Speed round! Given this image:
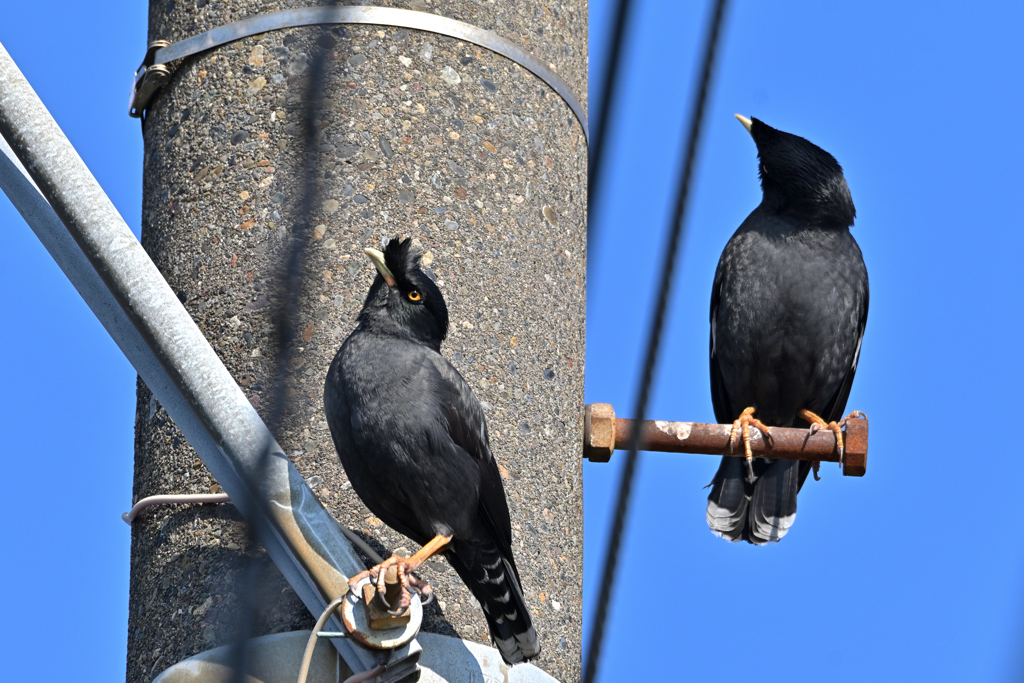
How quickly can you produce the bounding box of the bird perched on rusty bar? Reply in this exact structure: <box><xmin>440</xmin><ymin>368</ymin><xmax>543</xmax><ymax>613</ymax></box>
<box><xmin>706</xmin><ymin>116</ymin><xmax>869</xmax><ymax>544</ymax></box>
<box><xmin>323</xmin><ymin>237</ymin><xmax>539</xmax><ymax>664</ymax></box>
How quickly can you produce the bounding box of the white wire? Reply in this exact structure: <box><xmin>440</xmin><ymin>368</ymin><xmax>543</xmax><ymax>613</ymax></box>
<box><xmin>296</xmin><ymin>596</ymin><xmax>385</xmax><ymax>683</ymax></box>
<box><xmin>121</xmin><ymin>493</ymin><xmax>231</xmax><ymax>524</ymax></box>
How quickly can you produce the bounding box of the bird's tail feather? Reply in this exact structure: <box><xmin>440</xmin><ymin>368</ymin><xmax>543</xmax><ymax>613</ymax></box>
<box><xmin>706</xmin><ymin>455</ymin><xmax>749</xmax><ymax>542</ymax></box>
<box><xmin>448</xmin><ymin>541</ymin><xmax>540</xmax><ymax>665</ymax></box>
<box><xmin>706</xmin><ymin>456</ymin><xmax>799</xmax><ymax>544</ymax></box>
<box><xmin>747</xmin><ymin>458</ymin><xmax>799</xmax><ymax>544</ymax></box>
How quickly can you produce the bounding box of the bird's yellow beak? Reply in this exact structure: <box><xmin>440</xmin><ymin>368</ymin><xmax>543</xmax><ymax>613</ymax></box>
<box><xmin>734</xmin><ymin>113</ymin><xmax>753</xmax><ymax>134</ymax></box>
<box><xmin>363</xmin><ymin>248</ymin><xmax>397</xmax><ymax>287</ymax></box>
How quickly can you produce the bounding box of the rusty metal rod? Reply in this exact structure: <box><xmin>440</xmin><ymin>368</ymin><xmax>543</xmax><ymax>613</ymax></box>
<box><xmin>584</xmin><ymin>403</ymin><xmax>868</xmax><ymax>477</ymax></box>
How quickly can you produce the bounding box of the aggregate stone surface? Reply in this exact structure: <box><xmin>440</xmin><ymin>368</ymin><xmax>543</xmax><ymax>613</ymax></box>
<box><xmin>130</xmin><ymin>2</ymin><xmax>586</xmax><ymax>681</ymax></box>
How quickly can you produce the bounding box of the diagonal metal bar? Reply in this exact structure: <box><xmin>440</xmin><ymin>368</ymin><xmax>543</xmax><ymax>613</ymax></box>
<box><xmin>0</xmin><ymin>39</ymin><xmax>391</xmax><ymax>679</ymax></box>
<box><xmin>582</xmin><ymin>1</ymin><xmax>731</xmax><ymax>681</ymax></box>
<box><xmin>225</xmin><ymin>5</ymin><xmax>357</xmax><ymax>681</ymax></box>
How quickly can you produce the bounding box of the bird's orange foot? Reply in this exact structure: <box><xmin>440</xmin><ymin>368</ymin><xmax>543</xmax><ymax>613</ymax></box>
<box><xmin>349</xmin><ymin>555</ymin><xmax>433</xmax><ymax>612</ymax></box>
<box><xmin>729</xmin><ymin>406</ymin><xmax>774</xmax><ymax>479</ymax></box>
<box><xmin>799</xmin><ymin>409</ymin><xmax>866</xmax><ymax>465</ymax></box>
<box><xmin>348</xmin><ymin>534</ymin><xmax>452</xmax><ymax>611</ymax></box>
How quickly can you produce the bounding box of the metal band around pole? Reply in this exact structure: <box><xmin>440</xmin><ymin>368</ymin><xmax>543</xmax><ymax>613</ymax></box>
<box><xmin>131</xmin><ymin>5</ymin><xmax>589</xmax><ymax>140</ymax></box>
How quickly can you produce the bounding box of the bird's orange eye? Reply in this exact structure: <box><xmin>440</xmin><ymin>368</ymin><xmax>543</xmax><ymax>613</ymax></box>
<box><xmin>408</xmin><ymin>290</ymin><xmax>422</xmax><ymax>301</ymax></box>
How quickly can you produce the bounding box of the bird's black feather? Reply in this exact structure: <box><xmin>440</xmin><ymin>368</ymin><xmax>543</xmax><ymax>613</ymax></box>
<box><xmin>707</xmin><ymin>118</ymin><xmax>869</xmax><ymax>544</ymax></box>
<box><xmin>324</xmin><ymin>237</ymin><xmax>539</xmax><ymax>663</ymax></box>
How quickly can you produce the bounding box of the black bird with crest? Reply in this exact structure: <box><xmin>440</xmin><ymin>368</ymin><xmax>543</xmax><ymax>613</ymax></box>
<box><xmin>324</xmin><ymin>237</ymin><xmax>539</xmax><ymax>664</ymax></box>
<box><xmin>706</xmin><ymin>116</ymin><xmax>869</xmax><ymax>544</ymax></box>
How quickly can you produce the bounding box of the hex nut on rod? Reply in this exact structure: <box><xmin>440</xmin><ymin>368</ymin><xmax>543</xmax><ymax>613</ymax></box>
<box><xmin>842</xmin><ymin>417</ymin><xmax>868</xmax><ymax>477</ymax></box>
<box><xmin>584</xmin><ymin>403</ymin><xmax>616</xmax><ymax>463</ymax></box>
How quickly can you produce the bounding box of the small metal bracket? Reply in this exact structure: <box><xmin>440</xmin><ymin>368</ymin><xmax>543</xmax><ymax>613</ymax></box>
<box><xmin>129</xmin><ymin>40</ymin><xmax>171</xmax><ymax>118</ymax></box>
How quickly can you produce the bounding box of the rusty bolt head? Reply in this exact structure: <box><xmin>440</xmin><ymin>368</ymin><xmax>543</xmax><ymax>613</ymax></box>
<box><xmin>585</xmin><ymin>403</ymin><xmax>616</xmax><ymax>462</ymax></box>
<box><xmin>841</xmin><ymin>415</ymin><xmax>868</xmax><ymax>477</ymax></box>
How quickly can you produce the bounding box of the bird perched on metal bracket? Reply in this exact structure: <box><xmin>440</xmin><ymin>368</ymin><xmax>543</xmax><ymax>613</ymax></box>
<box><xmin>323</xmin><ymin>237</ymin><xmax>540</xmax><ymax>664</ymax></box>
<box><xmin>706</xmin><ymin>116</ymin><xmax>869</xmax><ymax>544</ymax></box>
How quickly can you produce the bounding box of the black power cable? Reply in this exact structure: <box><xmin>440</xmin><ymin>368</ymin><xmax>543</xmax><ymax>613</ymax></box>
<box><xmin>227</xmin><ymin>6</ymin><xmax>339</xmax><ymax>681</ymax></box>
<box><xmin>582</xmin><ymin>1</ymin><xmax>731</xmax><ymax>681</ymax></box>
<box><xmin>587</xmin><ymin>0</ymin><xmax>636</xmax><ymax>269</ymax></box>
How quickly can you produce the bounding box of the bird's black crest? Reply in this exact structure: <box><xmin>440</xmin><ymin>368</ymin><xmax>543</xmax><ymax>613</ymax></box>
<box><xmin>749</xmin><ymin>117</ymin><xmax>856</xmax><ymax>228</ymax></box>
<box><xmin>382</xmin><ymin>236</ymin><xmax>423</xmax><ymax>282</ymax></box>
<box><xmin>359</xmin><ymin>236</ymin><xmax>449</xmax><ymax>350</ymax></box>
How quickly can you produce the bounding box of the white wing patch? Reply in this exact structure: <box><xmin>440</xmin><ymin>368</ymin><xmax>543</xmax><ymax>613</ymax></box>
<box><xmin>851</xmin><ymin>332</ymin><xmax>863</xmax><ymax>373</ymax></box>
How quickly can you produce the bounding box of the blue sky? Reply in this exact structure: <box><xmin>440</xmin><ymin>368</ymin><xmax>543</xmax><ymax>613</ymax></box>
<box><xmin>2</xmin><ymin>2</ymin><xmax>1023</xmax><ymax>682</ymax></box>
<box><xmin>584</xmin><ymin>2</ymin><xmax>1024</xmax><ymax>682</ymax></box>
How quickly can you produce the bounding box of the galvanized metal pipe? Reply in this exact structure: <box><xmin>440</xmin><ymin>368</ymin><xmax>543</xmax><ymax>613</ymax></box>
<box><xmin>584</xmin><ymin>403</ymin><xmax>868</xmax><ymax>477</ymax></box>
<box><xmin>0</xmin><ymin>40</ymin><xmax>403</xmax><ymax>679</ymax></box>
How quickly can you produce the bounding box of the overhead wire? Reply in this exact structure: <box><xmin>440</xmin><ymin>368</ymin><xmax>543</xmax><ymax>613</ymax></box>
<box><xmin>586</xmin><ymin>0</ymin><xmax>636</xmax><ymax>271</ymax></box>
<box><xmin>581</xmin><ymin>1</ymin><xmax>732</xmax><ymax>681</ymax></box>
<box><xmin>227</xmin><ymin>3</ymin><xmax>340</xmax><ymax>681</ymax></box>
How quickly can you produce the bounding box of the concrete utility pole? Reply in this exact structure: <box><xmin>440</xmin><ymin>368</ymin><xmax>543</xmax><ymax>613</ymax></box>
<box><xmin>129</xmin><ymin>1</ymin><xmax>587</xmax><ymax>681</ymax></box>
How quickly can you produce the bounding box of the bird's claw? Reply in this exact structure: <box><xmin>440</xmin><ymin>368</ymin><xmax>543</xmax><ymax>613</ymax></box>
<box><xmin>409</xmin><ymin>575</ymin><xmax>433</xmax><ymax>607</ymax></box>
<box><xmin>799</xmin><ymin>409</ymin><xmax>865</xmax><ymax>467</ymax></box>
<box><xmin>729</xmin><ymin>407</ymin><xmax>773</xmax><ymax>479</ymax></box>
<box><xmin>348</xmin><ymin>554</ymin><xmax>434</xmax><ymax>612</ymax></box>
<box><xmin>399</xmin><ymin>568</ymin><xmax>432</xmax><ymax>601</ymax></box>
<box><xmin>839</xmin><ymin>410</ymin><xmax>867</xmax><ymax>427</ymax></box>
